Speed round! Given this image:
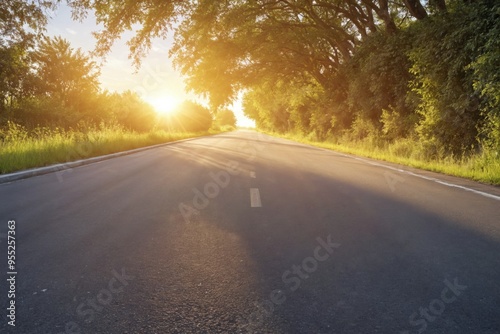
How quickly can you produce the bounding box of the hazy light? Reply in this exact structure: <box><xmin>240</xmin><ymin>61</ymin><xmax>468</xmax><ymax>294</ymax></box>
<box><xmin>146</xmin><ymin>95</ymin><xmax>182</xmax><ymax>115</ymax></box>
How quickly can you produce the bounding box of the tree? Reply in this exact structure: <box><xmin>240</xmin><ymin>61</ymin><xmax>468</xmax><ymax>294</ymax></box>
<box><xmin>102</xmin><ymin>91</ymin><xmax>157</xmax><ymax>131</ymax></box>
<box><xmin>216</xmin><ymin>108</ymin><xmax>237</xmax><ymax>128</ymax></box>
<box><xmin>0</xmin><ymin>0</ymin><xmax>55</xmax><ymax>48</ymax></box>
<box><xmin>345</xmin><ymin>30</ymin><xmax>415</xmax><ymax>136</ymax></box>
<box><xmin>0</xmin><ymin>43</ymin><xmax>33</xmax><ymax>112</ymax></box>
<box><xmin>32</xmin><ymin>36</ymin><xmax>100</xmax><ymax>108</ymax></box>
<box><xmin>5</xmin><ymin>36</ymin><xmax>104</xmax><ymax>128</ymax></box>
<box><xmin>468</xmin><ymin>0</ymin><xmax>500</xmax><ymax>152</ymax></box>
<box><xmin>408</xmin><ymin>2</ymin><xmax>492</xmax><ymax>156</ymax></box>
<box><xmin>243</xmin><ymin>76</ymin><xmax>335</xmax><ymax>138</ymax></box>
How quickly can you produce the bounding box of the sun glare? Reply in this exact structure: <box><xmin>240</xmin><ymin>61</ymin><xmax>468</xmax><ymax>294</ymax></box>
<box><xmin>147</xmin><ymin>95</ymin><xmax>182</xmax><ymax>115</ymax></box>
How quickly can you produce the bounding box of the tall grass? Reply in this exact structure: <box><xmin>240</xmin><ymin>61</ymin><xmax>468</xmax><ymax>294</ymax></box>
<box><xmin>262</xmin><ymin>130</ymin><xmax>500</xmax><ymax>185</ymax></box>
<box><xmin>0</xmin><ymin>122</ymin><xmax>215</xmax><ymax>174</ymax></box>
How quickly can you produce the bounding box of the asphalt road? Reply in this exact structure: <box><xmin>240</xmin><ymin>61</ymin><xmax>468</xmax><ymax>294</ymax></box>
<box><xmin>1</xmin><ymin>130</ymin><xmax>499</xmax><ymax>334</ymax></box>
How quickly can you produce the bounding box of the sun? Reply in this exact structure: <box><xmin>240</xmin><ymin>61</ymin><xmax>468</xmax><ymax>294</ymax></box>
<box><xmin>146</xmin><ymin>95</ymin><xmax>182</xmax><ymax>115</ymax></box>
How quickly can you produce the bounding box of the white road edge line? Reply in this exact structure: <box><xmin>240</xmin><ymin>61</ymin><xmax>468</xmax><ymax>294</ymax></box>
<box><xmin>253</xmin><ymin>133</ymin><xmax>499</xmax><ymax>201</ymax></box>
<box><xmin>321</xmin><ymin>149</ymin><xmax>500</xmax><ymax>201</ymax></box>
<box><xmin>250</xmin><ymin>188</ymin><xmax>262</xmax><ymax>207</ymax></box>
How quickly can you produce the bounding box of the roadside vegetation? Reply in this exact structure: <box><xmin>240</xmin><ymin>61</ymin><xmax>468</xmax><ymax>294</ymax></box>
<box><xmin>0</xmin><ymin>98</ymin><xmax>236</xmax><ymax>174</ymax></box>
<box><xmin>262</xmin><ymin>130</ymin><xmax>500</xmax><ymax>185</ymax></box>
<box><xmin>0</xmin><ymin>122</ymin><xmax>216</xmax><ymax>174</ymax></box>
<box><xmin>0</xmin><ymin>6</ymin><xmax>237</xmax><ymax>174</ymax></box>
<box><xmin>240</xmin><ymin>0</ymin><xmax>500</xmax><ymax>185</ymax></box>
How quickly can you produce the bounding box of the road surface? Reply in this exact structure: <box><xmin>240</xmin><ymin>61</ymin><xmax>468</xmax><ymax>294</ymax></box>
<box><xmin>1</xmin><ymin>130</ymin><xmax>499</xmax><ymax>333</ymax></box>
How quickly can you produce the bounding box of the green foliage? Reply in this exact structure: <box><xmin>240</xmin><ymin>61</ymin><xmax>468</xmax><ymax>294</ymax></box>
<box><xmin>409</xmin><ymin>6</ymin><xmax>482</xmax><ymax>156</ymax></box>
<box><xmin>99</xmin><ymin>91</ymin><xmax>157</xmax><ymax>132</ymax></box>
<box><xmin>0</xmin><ymin>1</ymin><xmax>222</xmax><ymax>174</ymax></box>
<box><xmin>0</xmin><ymin>43</ymin><xmax>33</xmax><ymax>111</ymax></box>
<box><xmin>215</xmin><ymin>108</ymin><xmax>237</xmax><ymax>128</ymax></box>
<box><xmin>12</xmin><ymin>96</ymin><xmax>70</xmax><ymax>127</ymax></box>
<box><xmin>348</xmin><ymin>115</ymin><xmax>382</xmax><ymax>145</ymax></box>
<box><xmin>0</xmin><ymin>0</ymin><xmax>55</xmax><ymax>48</ymax></box>
<box><xmin>243</xmin><ymin>80</ymin><xmax>291</xmax><ymax>133</ymax></box>
<box><xmin>0</xmin><ymin>35</ymin><xmax>161</xmax><ymax>133</ymax></box>
<box><xmin>467</xmin><ymin>1</ymin><xmax>500</xmax><ymax>152</ymax></box>
<box><xmin>68</xmin><ymin>0</ymin><xmax>182</xmax><ymax>66</ymax></box>
<box><xmin>347</xmin><ymin>31</ymin><xmax>414</xmax><ymax>125</ymax></box>
<box><xmin>243</xmin><ymin>76</ymin><xmax>335</xmax><ymax>138</ymax></box>
<box><xmin>33</xmin><ymin>36</ymin><xmax>100</xmax><ymax>105</ymax></box>
<box><xmin>0</xmin><ymin>122</ymin><xmax>213</xmax><ymax>174</ymax></box>
<box><xmin>70</xmin><ymin>0</ymin><xmax>439</xmax><ymax>109</ymax></box>
<box><xmin>381</xmin><ymin>108</ymin><xmax>417</xmax><ymax>140</ymax></box>
<box><xmin>240</xmin><ymin>0</ymin><xmax>499</xmax><ymax>173</ymax></box>
<box><xmin>264</xmin><ymin>130</ymin><xmax>500</xmax><ymax>184</ymax></box>
<box><xmin>0</xmin><ymin>121</ymin><xmax>29</xmax><ymax>142</ymax></box>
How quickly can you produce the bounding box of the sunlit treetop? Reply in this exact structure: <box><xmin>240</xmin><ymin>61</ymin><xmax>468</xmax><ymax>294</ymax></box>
<box><xmin>33</xmin><ymin>36</ymin><xmax>100</xmax><ymax>102</ymax></box>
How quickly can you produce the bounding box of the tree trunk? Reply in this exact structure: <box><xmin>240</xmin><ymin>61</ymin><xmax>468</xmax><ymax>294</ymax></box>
<box><xmin>403</xmin><ymin>0</ymin><xmax>428</xmax><ymax>20</ymax></box>
<box><xmin>429</xmin><ymin>0</ymin><xmax>447</xmax><ymax>12</ymax></box>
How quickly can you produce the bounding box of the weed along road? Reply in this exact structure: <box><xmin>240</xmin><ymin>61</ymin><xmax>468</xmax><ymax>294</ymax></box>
<box><xmin>1</xmin><ymin>130</ymin><xmax>499</xmax><ymax>333</ymax></box>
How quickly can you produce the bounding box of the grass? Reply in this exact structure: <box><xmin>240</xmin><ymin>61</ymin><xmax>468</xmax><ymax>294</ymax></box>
<box><xmin>3</xmin><ymin>122</ymin><xmax>498</xmax><ymax>185</ymax></box>
<box><xmin>0</xmin><ymin>122</ymin><xmax>219</xmax><ymax>174</ymax></box>
<box><xmin>259</xmin><ymin>130</ymin><xmax>500</xmax><ymax>185</ymax></box>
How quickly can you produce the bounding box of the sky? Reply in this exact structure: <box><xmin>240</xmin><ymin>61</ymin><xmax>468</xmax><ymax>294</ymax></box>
<box><xmin>45</xmin><ymin>3</ymin><xmax>255</xmax><ymax>127</ymax></box>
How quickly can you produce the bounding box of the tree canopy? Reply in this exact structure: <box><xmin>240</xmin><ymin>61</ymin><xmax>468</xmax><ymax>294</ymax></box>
<box><xmin>67</xmin><ymin>0</ymin><xmax>446</xmax><ymax>106</ymax></box>
<box><xmin>0</xmin><ymin>0</ymin><xmax>55</xmax><ymax>48</ymax></box>
<box><xmin>33</xmin><ymin>36</ymin><xmax>100</xmax><ymax>104</ymax></box>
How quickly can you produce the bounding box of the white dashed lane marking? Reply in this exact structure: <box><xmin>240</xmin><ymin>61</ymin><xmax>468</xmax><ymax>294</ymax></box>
<box><xmin>250</xmin><ymin>188</ymin><xmax>262</xmax><ymax>207</ymax></box>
